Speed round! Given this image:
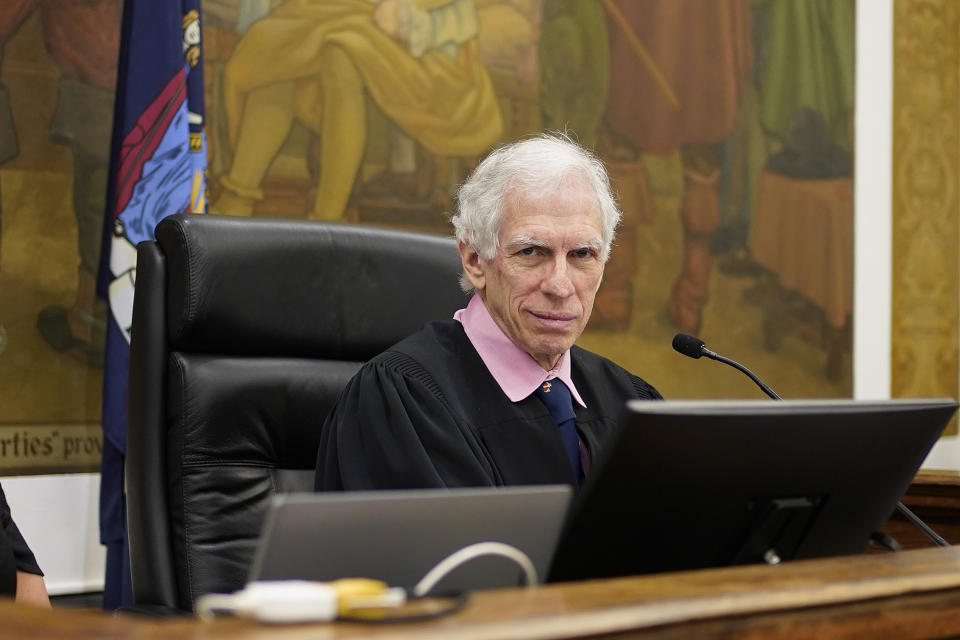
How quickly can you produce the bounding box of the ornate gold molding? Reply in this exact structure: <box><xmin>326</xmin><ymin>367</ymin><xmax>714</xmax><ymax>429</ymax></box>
<box><xmin>892</xmin><ymin>0</ymin><xmax>959</xmax><ymax>434</ymax></box>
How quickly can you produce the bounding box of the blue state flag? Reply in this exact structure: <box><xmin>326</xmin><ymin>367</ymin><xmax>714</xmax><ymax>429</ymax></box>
<box><xmin>97</xmin><ymin>0</ymin><xmax>206</xmax><ymax>610</ymax></box>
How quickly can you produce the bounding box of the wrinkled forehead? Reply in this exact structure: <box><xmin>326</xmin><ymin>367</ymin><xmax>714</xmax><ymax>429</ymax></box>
<box><xmin>500</xmin><ymin>183</ymin><xmax>603</xmax><ymax>233</ymax></box>
<box><xmin>502</xmin><ymin>169</ymin><xmax>598</xmax><ymax>205</ymax></box>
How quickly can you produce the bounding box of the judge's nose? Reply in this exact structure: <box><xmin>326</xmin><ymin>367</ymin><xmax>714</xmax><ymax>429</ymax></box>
<box><xmin>540</xmin><ymin>259</ymin><xmax>574</xmax><ymax>298</ymax></box>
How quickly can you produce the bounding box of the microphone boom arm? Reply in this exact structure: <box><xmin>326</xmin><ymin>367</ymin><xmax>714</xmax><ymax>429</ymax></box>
<box><xmin>705</xmin><ymin>351</ymin><xmax>782</xmax><ymax>400</ymax></box>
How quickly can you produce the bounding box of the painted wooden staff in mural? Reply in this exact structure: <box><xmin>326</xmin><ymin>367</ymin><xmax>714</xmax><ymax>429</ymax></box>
<box><xmin>600</xmin><ymin>0</ymin><xmax>679</xmax><ymax>112</ymax></box>
<box><xmin>211</xmin><ymin>0</ymin><xmax>503</xmax><ymax>222</ymax></box>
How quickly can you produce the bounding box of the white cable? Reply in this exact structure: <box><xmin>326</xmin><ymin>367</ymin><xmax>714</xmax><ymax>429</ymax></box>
<box><xmin>412</xmin><ymin>541</ymin><xmax>538</xmax><ymax>597</ymax></box>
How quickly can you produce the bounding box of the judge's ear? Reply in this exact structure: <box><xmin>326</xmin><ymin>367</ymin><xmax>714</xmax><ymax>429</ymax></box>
<box><xmin>457</xmin><ymin>241</ymin><xmax>486</xmax><ymax>292</ymax></box>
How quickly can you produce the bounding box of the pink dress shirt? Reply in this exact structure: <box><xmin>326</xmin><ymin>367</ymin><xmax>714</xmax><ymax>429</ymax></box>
<box><xmin>454</xmin><ymin>294</ymin><xmax>591</xmax><ymax>475</ymax></box>
<box><xmin>453</xmin><ymin>294</ymin><xmax>587</xmax><ymax>407</ymax></box>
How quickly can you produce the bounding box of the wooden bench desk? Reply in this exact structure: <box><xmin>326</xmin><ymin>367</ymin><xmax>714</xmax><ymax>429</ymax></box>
<box><xmin>7</xmin><ymin>545</ymin><xmax>960</xmax><ymax>639</ymax></box>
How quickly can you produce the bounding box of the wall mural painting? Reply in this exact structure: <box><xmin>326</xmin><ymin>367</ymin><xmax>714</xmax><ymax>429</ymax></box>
<box><xmin>0</xmin><ymin>0</ymin><xmax>120</xmax><ymax>474</ymax></box>
<box><xmin>0</xmin><ymin>0</ymin><xmax>854</xmax><ymax>473</ymax></box>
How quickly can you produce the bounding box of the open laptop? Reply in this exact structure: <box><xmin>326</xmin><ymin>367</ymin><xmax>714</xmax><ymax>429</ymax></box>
<box><xmin>248</xmin><ymin>485</ymin><xmax>571</xmax><ymax>594</ymax></box>
<box><xmin>548</xmin><ymin>398</ymin><xmax>957</xmax><ymax>582</ymax></box>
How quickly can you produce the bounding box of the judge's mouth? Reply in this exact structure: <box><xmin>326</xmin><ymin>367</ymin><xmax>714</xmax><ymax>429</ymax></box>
<box><xmin>528</xmin><ymin>311</ymin><xmax>577</xmax><ymax>329</ymax></box>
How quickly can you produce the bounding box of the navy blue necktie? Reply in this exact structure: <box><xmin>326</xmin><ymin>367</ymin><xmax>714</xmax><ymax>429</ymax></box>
<box><xmin>534</xmin><ymin>379</ymin><xmax>584</xmax><ymax>485</ymax></box>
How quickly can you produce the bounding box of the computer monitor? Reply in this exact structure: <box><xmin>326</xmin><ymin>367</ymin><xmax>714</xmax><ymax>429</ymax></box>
<box><xmin>548</xmin><ymin>398</ymin><xmax>957</xmax><ymax>582</ymax></box>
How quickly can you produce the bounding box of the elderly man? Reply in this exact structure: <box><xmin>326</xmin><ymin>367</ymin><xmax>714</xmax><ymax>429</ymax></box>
<box><xmin>315</xmin><ymin>135</ymin><xmax>661</xmax><ymax>490</ymax></box>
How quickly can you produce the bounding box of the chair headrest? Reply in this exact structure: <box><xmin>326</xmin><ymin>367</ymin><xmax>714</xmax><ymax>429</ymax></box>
<box><xmin>154</xmin><ymin>214</ymin><xmax>468</xmax><ymax>359</ymax></box>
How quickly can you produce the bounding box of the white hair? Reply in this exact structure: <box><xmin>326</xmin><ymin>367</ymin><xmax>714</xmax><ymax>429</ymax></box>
<box><xmin>451</xmin><ymin>133</ymin><xmax>621</xmax><ymax>291</ymax></box>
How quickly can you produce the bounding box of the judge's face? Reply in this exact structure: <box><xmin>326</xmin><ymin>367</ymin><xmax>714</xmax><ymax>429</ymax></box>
<box><xmin>459</xmin><ymin>177</ymin><xmax>605</xmax><ymax>370</ymax></box>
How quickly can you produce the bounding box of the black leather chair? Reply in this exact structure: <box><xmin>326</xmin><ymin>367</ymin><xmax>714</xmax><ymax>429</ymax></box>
<box><xmin>126</xmin><ymin>213</ymin><xmax>467</xmax><ymax>612</ymax></box>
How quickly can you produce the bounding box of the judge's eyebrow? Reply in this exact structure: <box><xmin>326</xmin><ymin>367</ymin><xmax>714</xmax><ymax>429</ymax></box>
<box><xmin>572</xmin><ymin>239</ymin><xmax>604</xmax><ymax>253</ymax></box>
<box><xmin>504</xmin><ymin>235</ymin><xmax>549</xmax><ymax>251</ymax></box>
<box><xmin>503</xmin><ymin>236</ymin><xmax>603</xmax><ymax>253</ymax></box>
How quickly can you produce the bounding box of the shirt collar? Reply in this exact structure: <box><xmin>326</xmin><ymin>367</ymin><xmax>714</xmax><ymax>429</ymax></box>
<box><xmin>453</xmin><ymin>294</ymin><xmax>587</xmax><ymax>407</ymax></box>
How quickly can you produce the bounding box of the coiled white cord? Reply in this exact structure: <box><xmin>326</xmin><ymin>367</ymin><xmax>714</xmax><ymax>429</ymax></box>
<box><xmin>412</xmin><ymin>541</ymin><xmax>537</xmax><ymax>597</ymax></box>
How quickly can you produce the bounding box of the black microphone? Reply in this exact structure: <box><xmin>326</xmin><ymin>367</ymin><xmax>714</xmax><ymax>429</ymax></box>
<box><xmin>671</xmin><ymin>332</ymin><xmax>949</xmax><ymax>549</ymax></box>
<box><xmin>672</xmin><ymin>333</ymin><xmax>781</xmax><ymax>400</ymax></box>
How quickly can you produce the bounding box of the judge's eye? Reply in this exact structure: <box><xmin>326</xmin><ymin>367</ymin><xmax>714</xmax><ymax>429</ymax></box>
<box><xmin>572</xmin><ymin>248</ymin><xmax>596</xmax><ymax>259</ymax></box>
<box><xmin>518</xmin><ymin>247</ymin><xmax>538</xmax><ymax>256</ymax></box>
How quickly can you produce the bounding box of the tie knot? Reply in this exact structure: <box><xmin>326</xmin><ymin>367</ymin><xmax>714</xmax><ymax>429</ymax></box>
<box><xmin>534</xmin><ymin>378</ymin><xmax>575</xmax><ymax>423</ymax></box>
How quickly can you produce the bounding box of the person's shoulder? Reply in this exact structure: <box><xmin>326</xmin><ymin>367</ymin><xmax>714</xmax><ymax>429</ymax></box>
<box><xmin>571</xmin><ymin>345</ymin><xmax>662</xmax><ymax>400</ymax></box>
<box><xmin>370</xmin><ymin>318</ymin><xmax>463</xmax><ymax>360</ymax></box>
<box><xmin>570</xmin><ymin>344</ymin><xmax>633</xmax><ymax>378</ymax></box>
<box><xmin>363</xmin><ymin>319</ymin><xmax>468</xmax><ymax>381</ymax></box>
<box><xmin>335</xmin><ymin>320</ymin><xmax>472</xmax><ymax>418</ymax></box>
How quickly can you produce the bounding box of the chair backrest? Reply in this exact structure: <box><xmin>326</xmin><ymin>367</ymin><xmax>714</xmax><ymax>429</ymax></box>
<box><xmin>126</xmin><ymin>213</ymin><xmax>467</xmax><ymax>612</ymax></box>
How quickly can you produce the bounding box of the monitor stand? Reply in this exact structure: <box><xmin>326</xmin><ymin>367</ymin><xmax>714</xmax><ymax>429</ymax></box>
<box><xmin>732</xmin><ymin>496</ymin><xmax>824</xmax><ymax>565</ymax></box>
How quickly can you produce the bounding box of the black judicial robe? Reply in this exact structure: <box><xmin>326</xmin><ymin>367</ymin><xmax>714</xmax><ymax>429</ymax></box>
<box><xmin>315</xmin><ymin>319</ymin><xmax>661</xmax><ymax>490</ymax></box>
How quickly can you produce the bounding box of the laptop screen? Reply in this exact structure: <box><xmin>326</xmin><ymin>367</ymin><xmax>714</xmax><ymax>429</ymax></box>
<box><xmin>249</xmin><ymin>484</ymin><xmax>571</xmax><ymax>593</ymax></box>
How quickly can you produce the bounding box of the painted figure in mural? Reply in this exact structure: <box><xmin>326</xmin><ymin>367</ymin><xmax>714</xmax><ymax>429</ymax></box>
<box><xmin>602</xmin><ymin>0</ymin><xmax>753</xmax><ymax>336</ymax></box>
<box><xmin>537</xmin><ymin>0</ymin><xmax>609</xmax><ymax>150</ymax></box>
<box><xmin>0</xmin><ymin>0</ymin><xmax>121</xmax><ymax>366</ymax></box>
<box><xmin>211</xmin><ymin>0</ymin><xmax>504</xmax><ymax>221</ymax></box>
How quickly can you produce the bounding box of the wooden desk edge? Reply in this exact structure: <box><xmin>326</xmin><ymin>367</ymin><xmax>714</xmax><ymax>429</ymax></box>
<box><xmin>414</xmin><ymin>546</ymin><xmax>960</xmax><ymax>640</ymax></box>
<box><xmin>8</xmin><ymin>546</ymin><xmax>960</xmax><ymax>639</ymax></box>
